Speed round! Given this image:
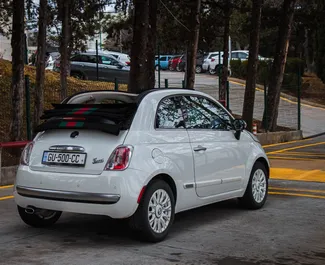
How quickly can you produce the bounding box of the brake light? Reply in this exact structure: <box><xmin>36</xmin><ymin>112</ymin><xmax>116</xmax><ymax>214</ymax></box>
<box><xmin>104</xmin><ymin>145</ymin><xmax>133</xmax><ymax>171</ymax></box>
<box><xmin>126</xmin><ymin>61</ymin><xmax>130</xmax><ymax>65</ymax></box>
<box><xmin>20</xmin><ymin>142</ymin><xmax>34</xmax><ymax>166</ymax></box>
<box><xmin>211</xmin><ymin>58</ymin><xmax>215</xmax><ymax>62</ymax></box>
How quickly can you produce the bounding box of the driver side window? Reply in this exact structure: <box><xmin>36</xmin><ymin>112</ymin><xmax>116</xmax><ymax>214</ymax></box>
<box><xmin>181</xmin><ymin>96</ymin><xmax>232</xmax><ymax>130</ymax></box>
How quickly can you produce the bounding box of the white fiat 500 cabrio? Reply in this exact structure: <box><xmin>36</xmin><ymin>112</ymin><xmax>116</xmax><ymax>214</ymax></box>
<box><xmin>14</xmin><ymin>88</ymin><xmax>269</xmax><ymax>242</ymax></box>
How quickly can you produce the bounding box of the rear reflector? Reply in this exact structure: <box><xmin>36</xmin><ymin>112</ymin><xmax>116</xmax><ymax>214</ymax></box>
<box><xmin>137</xmin><ymin>186</ymin><xmax>146</xmax><ymax>204</ymax></box>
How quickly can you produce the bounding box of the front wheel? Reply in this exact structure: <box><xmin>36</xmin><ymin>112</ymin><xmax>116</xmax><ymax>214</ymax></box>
<box><xmin>129</xmin><ymin>180</ymin><xmax>175</xmax><ymax>242</ymax></box>
<box><xmin>18</xmin><ymin>206</ymin><xmax>62</xmax><ymax>228</ymax></box>
<box><xmin>239</xmin><ymin>161</ymin><xmax>268</xmax><ymax>209</ymax></box>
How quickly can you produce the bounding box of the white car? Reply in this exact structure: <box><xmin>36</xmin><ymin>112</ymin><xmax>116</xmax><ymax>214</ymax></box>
<box><xmin>14</xmin><ymin>88</ymin><xmax>269</xmax><ymax>242</ymax></box>
<box><xmin>209</xmin><ymin>50</ymin><xmax>271</xmax><ymax>75</ymax></box>
<box><xmin>202</xmin><ymin>51</ymin><xmax>223</xmax><ymax>72</ymax></box>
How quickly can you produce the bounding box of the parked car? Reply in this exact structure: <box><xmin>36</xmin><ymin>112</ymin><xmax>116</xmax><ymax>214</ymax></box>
<box><xmin>53</xmin><ymin>51</ymin><xmax>130</xmax><ymax>84</ymax></box>
<box><xmin>14</xmin><ymin>88</ymin><xmax>269</xmax><ymax>242</ymax></box>
<box><xmin>177</xmin><ymin>53</ymin><xmax>205</xmax><ymax>73</ymax></box>
<box><xmin>155</xmin><ymin>55</ymin><xmax>174</xmax><ymax>70</ymax></box>
<box><xmin>168</xmin><ymin>56</ymin><xmax>182</xmax><ymax>71</ymax></box>
<box><xmin>202</xmin><ymin>51</ymin><xmax>223</xmax><ymax>72</ymax></box>
<box><xmin>209</xmin><ymin>50</ymin><xmax>270</xmax><ymax>75</ymax></box>
<box><xmin>86</xmin><ymin>50</ymin><xmax>131</xmax><ymax>66</ymax></box>
<box><xmin>103</xmin><ymin>51</ymin><xmax>131</xmax><ymax>66</ymax></box>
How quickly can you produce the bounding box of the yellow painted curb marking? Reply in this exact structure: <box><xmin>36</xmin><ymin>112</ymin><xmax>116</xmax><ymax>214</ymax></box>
<box><xmin>0</xmin><ymin>185</ymin><xmax>14</xmax><ymax>189</ymax></box>
<box><xmin>269</xmin><ymin>191</ymin><xmax>325</xmax><ymax>199</ymax></box>
<box><xmin>0</xmin><ymin>195</ymin><xmax>14</xmax><ymax>201</ymax></box>
<box><xmin>269</xmin><ymin>186</ymin><xmax>325</xmax><ymax>194</ymax></box>
<box><xmin>268</xmin><ymin>156</ymin><xmax>324</xmax><ymax>161</ymax></box>
<box><xmin>270</xmin><ymin>168</ymin><xmax>325</xmax><ymax>182</ymax></box>
<box><xmin>266</xmin><ymin>141</ymin><xmax>325</xmax><ymax>155</ymax></box>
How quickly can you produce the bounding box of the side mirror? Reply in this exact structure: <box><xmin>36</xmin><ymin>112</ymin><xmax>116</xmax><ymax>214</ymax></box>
<box><xmin>233</xmin><ymin>119</ymin><xmax>247</xmax><ymax>140</ymax></box>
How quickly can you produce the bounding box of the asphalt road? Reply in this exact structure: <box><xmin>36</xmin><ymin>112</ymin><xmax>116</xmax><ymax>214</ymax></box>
<box><xmin>155</xmin><ymin>71</ymin><xmax>325</xmax><ymax>137</ymax></box>
<box><xmin>1</xmin><ymin>179</ymin><xmax>325</xmax><ymax>265</ymax></box>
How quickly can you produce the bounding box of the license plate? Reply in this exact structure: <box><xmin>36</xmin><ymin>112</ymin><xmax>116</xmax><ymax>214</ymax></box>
<box><xmin>42</xmin><ymin>151</ymin><xmax>87</xmax><ymax>166</ymax></box>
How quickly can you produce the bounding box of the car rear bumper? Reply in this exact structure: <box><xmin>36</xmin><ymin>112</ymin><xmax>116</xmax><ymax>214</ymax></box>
<box><xmin>16</xmin><ymin>186</ymin><xmax>120</xmax><ymax>204</ymax></box>
<box><xmin>14</xmin><ymin>166</ymin><xmax>148</xmax><ymax>219</ymax></box>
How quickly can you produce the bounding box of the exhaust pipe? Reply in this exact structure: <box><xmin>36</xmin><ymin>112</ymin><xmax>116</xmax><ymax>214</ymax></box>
<box><xmin>25</xmin><ymin>206</ymin><xmax>35</xmax><ymax>214</ymax></box>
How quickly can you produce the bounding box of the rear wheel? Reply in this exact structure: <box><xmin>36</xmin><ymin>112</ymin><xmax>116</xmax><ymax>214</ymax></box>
<box><xmin>195</xmin><ymin>65</ymin><xmax>202</xmax><ymax>74</ymax></box>
<box><xmin>209</xmin><ymin>67</ymin><xmax>216</xmax><ymax>75</ymax></box>
<box><xmin>168</xmin><ymin>65</ymin><xmax>174</xmax><ymax>71</ymax></box>
<box><xmin>18</xmin><ymin>206</ymin><xmax>62</xmax><ymax>228</ymax></box>
<box><xmin>71</xmin><ymin>72</ymin><xmax>85</xmax><ymax>80</ymax></box>
<box><xmin>239</xmin><ymin>161</ymin><xmax>268</xmax><ymax>209</ymax></box>
<box><xmin>129</xmin><ymin>180</ymin><xmax>175</xmax><ymax>242</ymax></box>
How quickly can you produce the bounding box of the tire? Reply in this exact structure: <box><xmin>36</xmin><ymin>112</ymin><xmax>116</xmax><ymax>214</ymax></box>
<box><xmin>71</xmin><ymin>72</ymin><xmax>85</xmax><ymax>80</ymax></box>
<box><xmin>155</xmin><ymin>65</ymin><xmax>160</xmax><ymax>71</ymax></box>
<box><xmin>209</xmin><ymin>67</ymin><xmax>216</xmax><ymax>75</ymax></box>
<box><xmin>176</xmin><ymin>65</ymin><xmax>181</xmax><ymax>72</ymax></box>
<box><xmin>168</xmin><ymin>65</ymin><xmax>174</xmax><ymax>71</ymax></box>
<box><xmin>195</xmin><ymin>65</ymin><xmax>202</xmax><ymax>74</ymax></box>
<box><xmin>18</xmin><ymin>206</ymin><xmax>62</xmax><ymax>228</ymax></box>
<box><xmin>129</xmin><ymin>180</ymin><xmax>175</xmax><ymax>242</ymax></box>
<box><xmin>239</xmin><ymin>161</ymin><xmax>269</xmax><ymax>210</ymax></box>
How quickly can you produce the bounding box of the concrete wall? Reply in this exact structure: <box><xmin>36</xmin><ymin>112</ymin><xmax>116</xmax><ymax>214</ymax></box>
<box><xmin>0</xmin><ymin>166</ymin><xmax>18</xmax><ymax>186</ymax></box>
<box><xmin>0</xmin><ymin>34</ymin><xmax>12</xmax><ymax>61</ymax></box>
<box><xmin>257</xmin><ymin>130</ymin><xmax>303</xmax><ymax>145</ymax></box>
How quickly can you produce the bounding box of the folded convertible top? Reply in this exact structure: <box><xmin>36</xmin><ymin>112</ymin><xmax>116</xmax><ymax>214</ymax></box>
<box><xmin>34</xmin><ymin>103</ymin><xmax>138</xmax><ymax>135</ymax></box>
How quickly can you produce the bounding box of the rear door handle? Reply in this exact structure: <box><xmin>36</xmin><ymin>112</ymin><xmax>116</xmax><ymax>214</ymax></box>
<box><xmin>193</xmin><ymin>145</ymin><xmax>207</xmax><ymax>152</ymax></box>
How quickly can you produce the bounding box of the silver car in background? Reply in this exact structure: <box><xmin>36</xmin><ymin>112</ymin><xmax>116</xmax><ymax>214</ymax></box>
<box><xmin>53</xmin><ymin>51</ymin><xmax>130</xmax><ymax>84</ymax></box>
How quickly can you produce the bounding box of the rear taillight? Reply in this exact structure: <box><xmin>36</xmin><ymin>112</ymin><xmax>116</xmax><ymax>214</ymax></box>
<box><xmin>211</xmin><ymin>58</ymin><xmax>215</xmax><ymax>62</ymax></box>
<box><xmin>126</xmin><ymin>61</ymin><xmax>130</xmax><ymax>65</ymax></box>
<box><xmin>20</xmin><ymin>142</ymin><xmax>34</xmax><ymax>166</ymax></box>
<box><xmin>104</xmin><ymin>145</ymin><xmax>133</xmax><ymax>171</ymax></box>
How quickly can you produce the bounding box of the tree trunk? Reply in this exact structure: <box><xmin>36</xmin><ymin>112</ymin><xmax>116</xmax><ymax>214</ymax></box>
<box><xmin>242</xmin><ymin>0</ymin><xmax>263</xmax><ymax>132</ymax></box>
<box><xmin>10</xmin><ymin>0</ymin><xmax>25</xmax><ymax>141</ymax></box>
<box><xmin>146</xmin><ymin>0</ymin><xmax>157</xmax><ymax>89</ymax></box>
<box><xmin>262</xmin><ymin>0</ymin><xmax>297</xmax><ymax>131</ymax></box>
<box><xmin>128</xmin><ymin>0</ymin><xmax>149</xmax><ymax>93</ymax></box>
<box><xmin>34</xmin><ymin>0</ymin><xmax>47</xmax><ymax>128</ymax></box>
<box><xmin>220</xmin><ymin>5</ymin><xmax>230</xmax><ymax>101</ymax></box>
<box><xmin>185</xmin><ymin>0</ymin><xmax>201</xmax><ymax>89</ymax></box>
<box><xmin>58</xmin><ymin>0</ymin><xmax>71</xmax><ymax>100</ymax></box>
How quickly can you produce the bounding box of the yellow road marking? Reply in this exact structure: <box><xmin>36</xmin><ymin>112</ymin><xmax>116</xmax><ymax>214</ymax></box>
<box><xmin>230</xmin><ymin>80</ymin><xmax>325</xmax><ymax>110</ymax></box>
<box><xmin>269</xmin><ymin>191</ymin><xmax>325</xmax><ymax>199</ymax></box>
<box><xmin>262</xmin><ymin>139</ymin><xmax>311</xmax><ymax>148</ymax></box>
<box><xmin>0</xmin><ymin>195</ymin><xmax>14</xmax><ymax>201</ymax></box>
<box><xmin>268</xmin><ymin>156</ymin><xmax>323</xmax><ymax>161</ymax></box>
<box><xmin>285</xmin><ymin>151</ymin><xmax>325</xmax><ymax>155</ymax></box>
<box><xmin>269</xmin><ymin>186</ymin><xmax>325</xmax><ymax>194</ymax></box>
<box><xmin>266</xmin><ymin>141</ymin><xmax>325</xmax><ymax>155</ymax></box>
<box><xmin>270</xmin><ymin>168</ymin><xmax>325</xmax><ymax>182</ymax></box>
<box><xmin>0</xmin><ymin>185</ymin><xmax>14</xmax><ymax>189</ymax></box>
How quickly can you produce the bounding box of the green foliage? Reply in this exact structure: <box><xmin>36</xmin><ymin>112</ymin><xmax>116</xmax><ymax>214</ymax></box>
<box><xmin>230</xmin><ymin>57</ymin><xmax>303</xmax><ymax>90</ymax></box>
<box><xmin>0</xmin><ymin>0</ymin><xmax>11</xmax><ymax>36</ymax></box>
<box><xmin>285</xmin><ymin>57</ymin><xmax>305</xmax><ymax>74</ymax></box>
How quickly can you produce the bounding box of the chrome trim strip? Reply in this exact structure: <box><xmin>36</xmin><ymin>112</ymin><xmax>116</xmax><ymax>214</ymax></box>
<box><xmin>49</xmin><ymin>145</ymin><xmax>85</xmax><ymax>152</ymax></box>
<box><xmin>16</xmin><ymin>186</ymin><xmax>120</xmax><ymax>205</ymax></box>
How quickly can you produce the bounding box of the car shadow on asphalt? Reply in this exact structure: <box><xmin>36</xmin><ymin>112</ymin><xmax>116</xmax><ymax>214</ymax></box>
<box><xmin>45</xmin><ymin>199</ymin><xmax>244</xmax><ymax>244</ymax></box>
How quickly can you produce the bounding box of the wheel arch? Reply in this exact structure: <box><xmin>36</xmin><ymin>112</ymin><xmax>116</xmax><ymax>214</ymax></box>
<box><xmin>146</xmin><ymin>173</ymin><xmax>177</xmax><ymax>203</ymax></box>
<box><xmin>255</xmin><ymin>157</ymin><xmax>270</xmax><ymax>178</ymax></box>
